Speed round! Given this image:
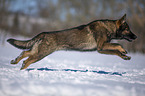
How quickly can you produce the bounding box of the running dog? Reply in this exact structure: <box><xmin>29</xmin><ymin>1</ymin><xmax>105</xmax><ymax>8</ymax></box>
<box><xmin>7</xmin><ymin>14</ymin><xmax>137</xmax><ymax>70</ymax></box>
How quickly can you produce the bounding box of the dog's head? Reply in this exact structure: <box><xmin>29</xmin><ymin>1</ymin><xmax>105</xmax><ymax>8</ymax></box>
<box><xmin>116</xmin><ymin>14</ymin><xmax>137</xmax><ymax>42</ymax></box>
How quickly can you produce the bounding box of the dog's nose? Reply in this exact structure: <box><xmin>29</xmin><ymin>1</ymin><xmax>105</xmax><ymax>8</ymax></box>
<box><xmin>133</xmin><ymin>35</ymin><xmax>137</xmax><ymax>39</ymax></box>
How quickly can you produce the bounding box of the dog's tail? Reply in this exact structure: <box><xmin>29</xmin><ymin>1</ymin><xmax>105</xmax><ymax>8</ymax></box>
<box><xmin>7</xmin><ymin>34</ymin><xmax>42</xmax><ymax>50</ymax></box>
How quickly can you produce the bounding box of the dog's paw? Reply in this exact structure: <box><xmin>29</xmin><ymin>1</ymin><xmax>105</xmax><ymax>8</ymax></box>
<box><xmin>10</xmin><ymin>60</ymin><xmax>17</xmax><ymax>64</ymax></box>
<box><xmin>122</xmin><ymin>55</ymin><xmax>131</xmax><ymax>60</ymax></box>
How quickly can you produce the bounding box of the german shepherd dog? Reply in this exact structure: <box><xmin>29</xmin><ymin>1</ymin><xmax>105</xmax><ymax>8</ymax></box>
<box><xmin>7</xmin><ymin>14</ymin><xmax>137</xmax><ymax>70</ymax></box>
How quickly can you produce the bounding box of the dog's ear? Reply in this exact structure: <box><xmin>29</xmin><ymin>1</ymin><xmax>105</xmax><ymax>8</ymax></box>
<box><xmin>116</xmin><ymin>14</ymin><xmax>126</xmax><ymax>28</ymax></box>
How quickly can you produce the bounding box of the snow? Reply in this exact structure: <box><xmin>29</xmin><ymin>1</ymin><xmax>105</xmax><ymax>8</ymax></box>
<box><xmin>0</xmin><ymin>38</ymin><xmax>145</xmax><ymax>96</ymax></box>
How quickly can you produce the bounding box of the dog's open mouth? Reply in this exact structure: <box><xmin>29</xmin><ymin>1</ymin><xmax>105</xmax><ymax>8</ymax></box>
<box><xmin>125</xmin><ymin>38</ymin><xmax>133</xmax><ymax>42</ymax></box>
<box><xmin>124</xmin><ymin>35</ymin><xmax>137</xmax><ymax>42</ymax></box>
<box><xmin>124</xmin><ymin>37</ymin><xmax>137</xmax><ymax>42</ymax></box>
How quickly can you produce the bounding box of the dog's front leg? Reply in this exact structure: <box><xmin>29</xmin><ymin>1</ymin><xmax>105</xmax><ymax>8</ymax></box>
<box><xmin>98</xmin><ymin>50</ymin><xmax>131</xmax><ymax>60</ymax></box>
<box><xmin>97</xmin><ymin>43</ymin><xmax>131</xmax><ymax>60</ymax></box>
<box><xmin>101</xmin><ymin>43</ymin><xmax>127</xmax><ymax>54</ymax></box>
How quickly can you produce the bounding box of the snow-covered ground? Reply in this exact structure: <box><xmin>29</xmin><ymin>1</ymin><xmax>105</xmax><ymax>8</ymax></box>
<box><xmin>0</xmin><ymin>36</ymin><xmax>145</xmax><ymax>96</ymax></box>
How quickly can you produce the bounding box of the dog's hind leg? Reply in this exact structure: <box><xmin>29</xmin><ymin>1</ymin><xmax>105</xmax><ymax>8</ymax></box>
<box><xmin>20</xmin><ymin>51</ymin><xmax>54</xmax><ymax>70</ymax></box>
<box><xmin>20</xmin><ymin>55</ymin><xmax>38</xmax><ymax>70</ymax></box>
<box><xmin>20</xmin><ymin>44</ymin><xmax>57</xmax><ymax>70</ymax></box>
<box><xmin>11</xmin><ymin>50</ymin><xmax>31</xmax><ymax>64</ymax></box>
